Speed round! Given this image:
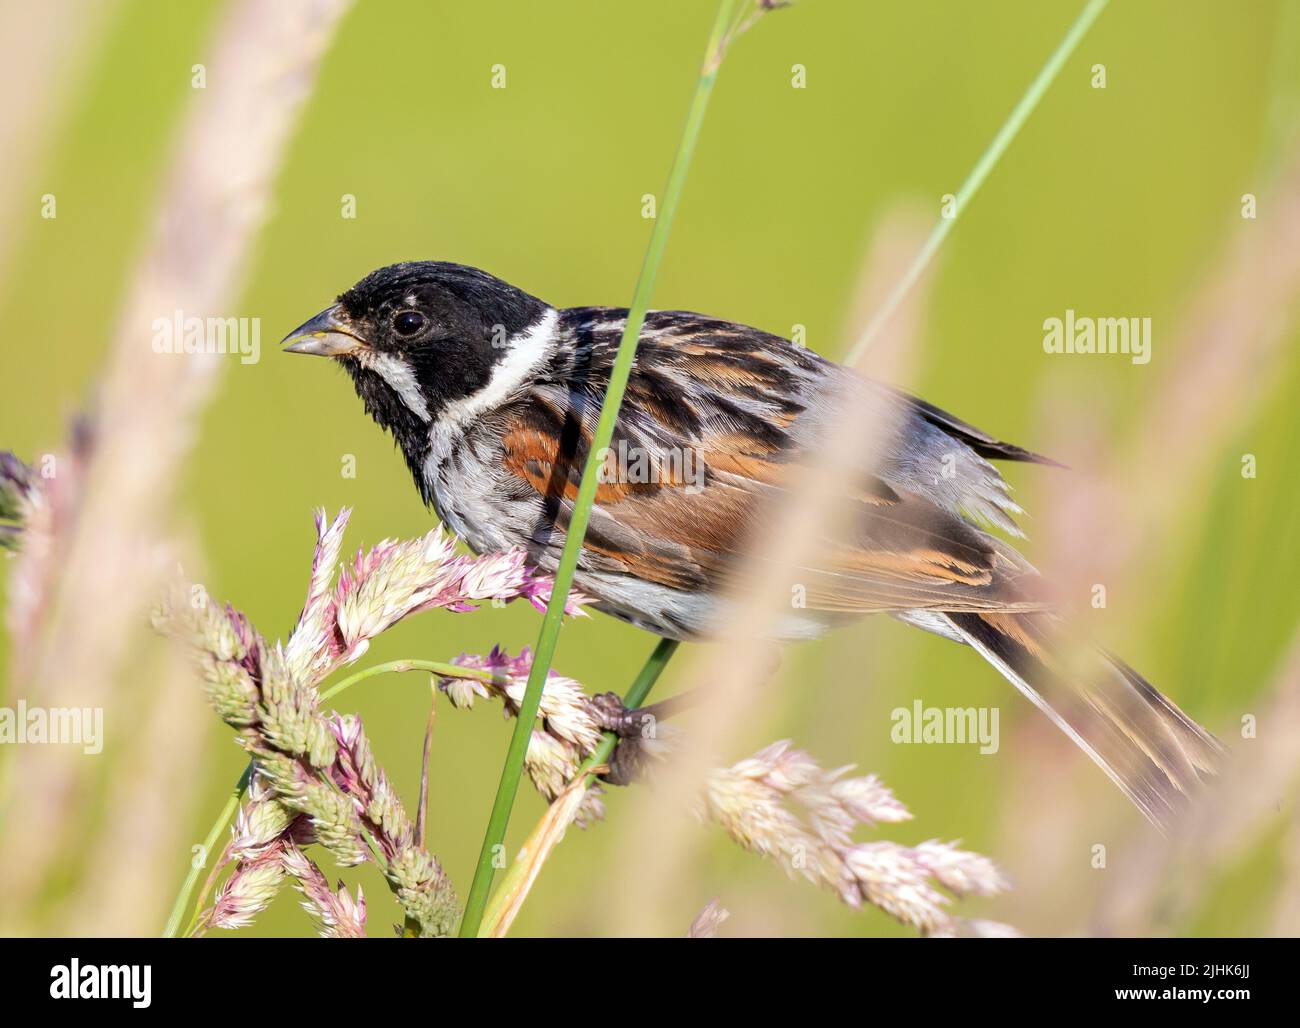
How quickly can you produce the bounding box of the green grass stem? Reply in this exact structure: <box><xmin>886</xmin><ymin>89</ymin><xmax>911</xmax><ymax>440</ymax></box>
<box><xmin>457</xmin><ymin>0</ymin><xmax>743</xmax><ymax>937</ymax></box>
<box><xmin>846</xmin><ymin>0</ymin><xmax>1109</xmax><ymax>362</ymax></box>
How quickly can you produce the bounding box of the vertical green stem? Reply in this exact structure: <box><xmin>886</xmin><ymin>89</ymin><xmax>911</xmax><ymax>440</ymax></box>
<box><xmin>477</xmin><ymin>637</ymin><xmax>680</xmax><ymax>935</ymax></box>
<box><xmin>847</xmin><ymin>0</ymin><xmax>1109</xmax><ymax>362</ymax></box>
<box><xmin>458</xmin><ymin>0</ymin><xmax>740</xmax><ymax>937</ymax></box>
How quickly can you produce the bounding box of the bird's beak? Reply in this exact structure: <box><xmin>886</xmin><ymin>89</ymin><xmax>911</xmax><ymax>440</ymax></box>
<box><xmin>281</xmin><ymin>304</ymin><xmax>366</xmax><ymax>357</ymax></box>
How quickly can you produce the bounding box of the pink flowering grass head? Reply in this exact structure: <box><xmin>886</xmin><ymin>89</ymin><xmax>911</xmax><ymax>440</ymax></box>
<box><xmin>286</xmin><ymin>509</ymin><xmax>590</xmax><ymax>677</ymax></box>
<box><xmin>706</xmin><ymin>740</ymin><xmax>1015</xmax><ymax>936</ymax></box>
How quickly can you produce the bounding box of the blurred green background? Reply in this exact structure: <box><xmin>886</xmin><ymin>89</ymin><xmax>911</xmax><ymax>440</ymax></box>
<box><xmin>2</xmin><ymin>0</ymin><xmax>1298</xmax><ymax>936</ymax></box>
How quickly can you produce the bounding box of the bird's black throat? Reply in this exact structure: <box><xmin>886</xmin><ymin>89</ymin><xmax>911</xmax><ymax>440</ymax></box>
<box><xmin>338</xmin><ymin>358</ymin><xmax>435</xmax><ymax>502</ymax></box>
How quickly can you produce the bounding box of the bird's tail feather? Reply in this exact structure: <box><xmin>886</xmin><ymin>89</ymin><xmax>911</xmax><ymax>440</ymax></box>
<box><xmin>941</xmin><ymin>610</ymin><xmax>1224</xmax><ymax>831</ymax></box>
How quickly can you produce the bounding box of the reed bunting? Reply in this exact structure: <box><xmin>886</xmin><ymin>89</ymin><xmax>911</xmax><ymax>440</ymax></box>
<box><xmin>282</xmin><ymin>261</ymin><xmax>1222</xmax><ymax>827</ymax></box>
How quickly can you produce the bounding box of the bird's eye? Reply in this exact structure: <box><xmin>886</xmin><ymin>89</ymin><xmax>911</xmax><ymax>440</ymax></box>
<box><xmin>393</xmin><ymin>311</ymin><xmax>425</xmax><ymax>337</ymax></box>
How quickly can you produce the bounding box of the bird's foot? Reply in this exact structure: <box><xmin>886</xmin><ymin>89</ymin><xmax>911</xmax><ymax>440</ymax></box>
<box><xmin>590</xmin><ymin>692</ymin><xmax>693</xmax><ymax>786</ymax></box>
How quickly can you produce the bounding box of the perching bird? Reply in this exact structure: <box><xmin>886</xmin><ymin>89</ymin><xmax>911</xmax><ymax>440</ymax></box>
<box><xmin>281</xmin><ymin>260</ymin><xmax>1222</xmax><ymax>828</ymax></box>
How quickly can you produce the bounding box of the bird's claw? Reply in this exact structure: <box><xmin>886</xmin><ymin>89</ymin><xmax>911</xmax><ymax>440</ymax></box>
<box><xmin>591</xmin><ymin>692</ymin><xmax>661</xmax><ymax>787</ymax></box>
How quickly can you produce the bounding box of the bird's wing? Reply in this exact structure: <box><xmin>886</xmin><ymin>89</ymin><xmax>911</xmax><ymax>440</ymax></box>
<box><xmin>492</xmin><ymin>308</ymin><xmax>1050</xmax><ymax>614</ymax></box>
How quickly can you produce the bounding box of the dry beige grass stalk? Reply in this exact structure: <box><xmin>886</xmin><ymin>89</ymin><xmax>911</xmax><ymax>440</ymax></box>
<box><xmin>481</xmin><ymin>768</ymin><xmax>601</xmax><ymax>938</ymax></box>
<box><xmin>0</xmin><ymin>0</ymin><xmax>354</xmax><ymax>932</ymax></box>
<box><xmin>996</xmin><ymin>145</ymin><xmax>1300</xmax><ymax>935</ymax></box>
<box><xmin>1038</xmin><ymin>145</ymin><xmax>1300</xmax><ymax>613</ymax></box>
<box><xmin>601</xmin><ymin>208</ymin><xmax>934</xmax><ymax>935</ymax></box>
<box><xmin>48</xmin><ymin>616</ymin><xmax>211</xmax><ymax>935</ymax></box>
<box><xmin>1273</xmin><ymin>807</ymin><xmax>1300</xmax><ymax>937</ymax></box>
<box><xmin>1092</xmin><ymin>628</ymin><xmax>1300</xmax><ymax>936</ymax></box>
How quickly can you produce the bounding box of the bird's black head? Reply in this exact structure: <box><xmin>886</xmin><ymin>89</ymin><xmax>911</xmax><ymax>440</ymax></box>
<box><xmin>281</xmin><ymin>261</ymin><xmax>554</xmax><ymax>489</ymax></box>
